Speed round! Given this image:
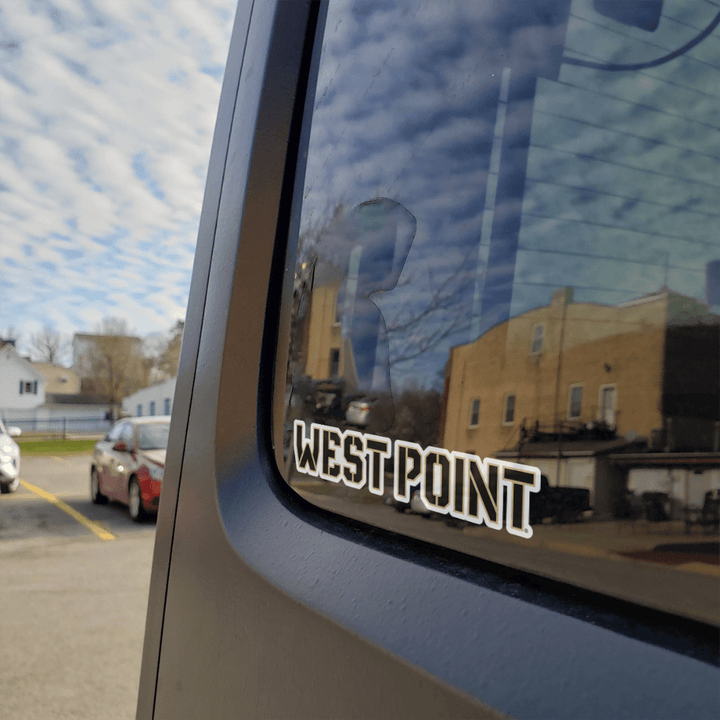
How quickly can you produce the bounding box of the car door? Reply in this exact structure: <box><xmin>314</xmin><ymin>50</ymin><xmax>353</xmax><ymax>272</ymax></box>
<box><xmin>96</xmin><ymin>422</ymin><xmax>123</xmax><ymax>493</ymax></box>
<box><xmin>104</xmin><ymin>421</ymin><xmax>133</xmax><ymax>500</ymax></box>
<box><xmin>116</xmin><ymin>422</ymin><xmax>137</xmax><ymax>504</ymax></box>
<box><xmin>138</xmin><ymin>2</ymin><xmax>720</xmax><ymax>718</ymax></box>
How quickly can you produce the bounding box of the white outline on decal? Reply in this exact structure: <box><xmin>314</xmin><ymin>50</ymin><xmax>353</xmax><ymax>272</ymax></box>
<box><xmin>292</xmin><ymin>422</ymin><xmax>541</xmax><ymax>539</ymax></box>
<box><xmin>319</xmin><ymin>425</ymin><xmax>343</xmax><ymax>482</ymax></box>
<box><xmin>364</xmin><ymin>433</ymin><xmax>391</xmax><ymax>495</ymax></box>
<box><xmin>500</xmin><ymin>461</ymin><xmax>541</xmax><ymax>539</ymax></box>
<box><xmin>342</xmin><ymin>429</ymin><xmax>366</xmax><ymax>488</ymax></box>
<box><xmin>293</xmin><ymin>420</ymin><xmax>321</xmax><ymax>477</ymax></box>
<box><xmin>420</xmin><ymin>447</ymin><xmax>453</xmax><ymax>515</ymax></box>
<box><xmin>393</xmin><ymin>439</ymin><xmax>423</xmax><ymax>502</ymax></box>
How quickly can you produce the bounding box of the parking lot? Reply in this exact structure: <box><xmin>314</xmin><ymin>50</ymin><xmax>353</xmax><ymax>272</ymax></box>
<box><xmin>0</xmin><ymin>454</ymin><xmax>156</xmax><ymax>720</ymax></box>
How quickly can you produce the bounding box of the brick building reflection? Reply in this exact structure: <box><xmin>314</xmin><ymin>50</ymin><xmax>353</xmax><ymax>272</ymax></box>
<box><xmin>441</xmin><ymin>286</ymin><xmax>720</xmax><ymax>517</ymax></box>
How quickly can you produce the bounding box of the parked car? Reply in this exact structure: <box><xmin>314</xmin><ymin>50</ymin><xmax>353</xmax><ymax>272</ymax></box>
<box><xmin>344</xmin><ymin>395</ymin><xmax>380</xmax><ymax>428</ymax></box>
<box><xmin>90</xmin><ymin>416</ymin><xmax>169</xmax><ymax>521</ymax></box>
<box><xmin>0</xmin><ymin>418</ymin><xmax>21</xmax><ymax>494</ymax></box>
<box><xmin>529</xmin><ymin>475</ymin><xmax>592</xmax><ymax>525</ymax></box>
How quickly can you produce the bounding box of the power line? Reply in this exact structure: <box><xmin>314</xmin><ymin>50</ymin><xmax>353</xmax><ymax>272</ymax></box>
<box><xmin>516</xmin><ymin>280</ymin><xmax>638</xmax><ymax>294</ymax></box>
<box><xmin>662</xmin><ymin>12</ymin><xmax>720</xmax><ymax>36</ymax></box>
<box><xmin>553</xmin><ymin>64</ymin><xmax>720</xmax><ymax>120</ymax></box>
<box><xmin>534</xmin><ymin>108</ymin><xmax>720</xmax><ymax>165</ymax></box>
<box><xmin>530</xmin><ymin>141</ymin><xmax>720</xmax><ymax>191</ymax></box>
<box><xmin>517</xmin><ymin>245</ymin><xmax>707</xmax><ymax>275</ymax></box>
<box><xmin>524</xmin><ymin>176</ymin><xmax>720</xmax><ymax>221</ymax></box>
<box><xmin>564</xmin><ymin>8</ymin><xmax>720</xmax><ymax>72</ymax></box>
<box><xmin>522</xmin><ymin>209</ymin><xmax>720</xmax><ymax>250</ymax></box>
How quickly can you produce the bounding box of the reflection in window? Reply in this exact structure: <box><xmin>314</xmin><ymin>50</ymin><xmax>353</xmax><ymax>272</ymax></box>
<box><xmin>599</xmin><ymin>384</ymin><xmax>616</xmax><ymax>426</ymax></box>
<box><xmin>568</xmin><ymin>385</ymin><xmax>583</xmax><ymax>419</ymax></box>
<box><xmin>530</xmin><ymin>323</ymin><xmax>544</xmax><ymax>354</ymax></box>
<box><xmin>281</xmin><ymin>0</ymin><xmax>720</xmax><ymax>626</ymax></box>
<box><xmin>329</xmin><ymin>348</ymin><xmax>340</xmax><ymax>378</ymax></box>
<box><xmin>503</xmin><ymin>394</ymin><xmax>515</xmax><ymax>425</ymax></box>
<box><xmin>468</xmin><ymin>398</ymin><xmax>480</xmax><ymax>428</ymax></box>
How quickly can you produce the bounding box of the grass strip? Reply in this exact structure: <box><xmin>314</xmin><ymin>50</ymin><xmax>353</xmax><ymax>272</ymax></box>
<box><xmin>17</xmin><ymin>438</ymin><xmax>97</xmax><ymax>456</ymax></box>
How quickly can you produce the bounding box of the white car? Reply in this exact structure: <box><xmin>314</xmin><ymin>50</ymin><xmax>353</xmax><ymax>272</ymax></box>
<box><xmin>0</xmin><ymin>418</ymin><xmax>21</xmax><ymax>494</ymax></box>
<box><xmin>345</xmin><ymin>397</ymin><xmax>373</xmax><ymax>427</ymax></box>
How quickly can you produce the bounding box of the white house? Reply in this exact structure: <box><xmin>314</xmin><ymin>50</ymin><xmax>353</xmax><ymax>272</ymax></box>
<box><xmin>0</xmin><ymin>341</ymin><xmax>46</xmax><ymax>417</ymax></box>
<box><xmin>122</xmin><ymin>377</ymin><xmax>176</xmax><ymax>418</ymax></box>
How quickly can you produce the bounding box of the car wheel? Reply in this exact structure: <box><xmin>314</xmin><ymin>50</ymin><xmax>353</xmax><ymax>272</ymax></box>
<box><xmin>90</xmin><ymin>468</ymin><xmax>108</xmax><ymax>504</ymax></box>
<box><xmin>128</xmin><ymin>477</ymin><xmax>146</xmax><ymax>522</ymax></box>
<box><xmin>0</xmin><ymin>477</ymin><xmax>20</xmax><ymax>494</ymax></box>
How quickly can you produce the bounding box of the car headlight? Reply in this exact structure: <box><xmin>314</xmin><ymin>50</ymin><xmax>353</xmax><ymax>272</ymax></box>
<box><xmin>148</xmin><ymin>465</ymin><xmax>164</xmax><ymax>481</ymax></box>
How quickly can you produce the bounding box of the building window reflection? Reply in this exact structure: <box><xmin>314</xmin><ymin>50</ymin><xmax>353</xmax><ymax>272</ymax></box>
<box><xmin>503</xmin><ymin>394</ymin><xmax>515</xmax><ymax>425</ymax></box>
<box><xmin>568</xmin><ymin>385</ymin><xmax>583</xmax><ymax>419</ymax></box>
<box><xmin>530</xmin><ymin>323</ymin><xmax>544</xmax><ymax>355</ymax></box>
<box><xmin>329</xmin><ymin>348</ymin><xmax>340</xmax><ymax>378</ymax></box>
<box><xmin>468</xmin><ymin>398</ymin><xmax>480</xmax><ymax>428</ymax></box>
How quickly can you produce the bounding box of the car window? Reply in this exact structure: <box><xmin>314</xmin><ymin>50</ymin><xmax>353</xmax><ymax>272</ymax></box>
<box><xmin>119</xmin><ymin>423</ymin><xmax>135</xmax><ymax>448</ymax></box>
<box><xmin>107</xmin><ymin>422</ymin><xmax>125</xmax><ymax>443</ymax></box>
<box><xmin>137</xmin><ymin>423</ymin><xmax>170</xmax><ymax>451</ymax></box>
<box><xmin>278</xmin><ymin>0</ymin><xmax>720</xmax><ymax>626</ymax></box>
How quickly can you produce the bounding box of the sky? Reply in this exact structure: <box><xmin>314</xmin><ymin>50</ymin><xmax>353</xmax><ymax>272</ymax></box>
<box><xmin>297</xmin><ymin>0</ymin><xmax>720</xmax><ymax>390</ymax></box>
<box><xmin>0</xmin><ymin>0</ymin><xmax>236</xmax><ymax>358</ymax></box>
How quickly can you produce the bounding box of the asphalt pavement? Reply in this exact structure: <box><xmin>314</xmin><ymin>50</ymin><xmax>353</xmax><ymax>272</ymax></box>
<box><xmin>0</xmin><ymin>454</ymin><xmax>156</xmax><ymax>720</ymax></box>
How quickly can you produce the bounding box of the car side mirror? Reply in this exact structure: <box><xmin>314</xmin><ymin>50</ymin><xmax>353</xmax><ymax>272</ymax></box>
<box><xmin>8</xmin><ymin>426</ymin><xmax>21</xmax><ymax>438</ymax></box>
<box><xmin>113</xmin><ymin>441</ymin><xmax>128</xmax><ymax>452</ymax></box>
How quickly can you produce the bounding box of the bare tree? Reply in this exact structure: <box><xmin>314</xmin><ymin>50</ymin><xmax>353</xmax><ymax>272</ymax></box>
<box><xmin>81</xmin><ymin>317</ymin><xmax>149</xmax><ymax>418</ymax></box>
<box><xmin>143</xmin><ymin>320</ymin><xmax>184</xmax><ymax>379</ymax></box>
<box><xmin>30</xmin><ymin>325</ymin><xmax>69</xmax><ymax>364</ymax></box>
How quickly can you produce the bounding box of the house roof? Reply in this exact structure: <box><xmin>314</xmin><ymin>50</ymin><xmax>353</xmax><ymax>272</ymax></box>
<box><xmin>0</xmin><ymin>343</ymin><xmax>44</xmax><ymax>379</ymax></box>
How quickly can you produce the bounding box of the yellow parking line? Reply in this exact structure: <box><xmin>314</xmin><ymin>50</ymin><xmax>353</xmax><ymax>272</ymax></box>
<box><xmin>51</xmin><ymin>455</ymin><xmax>73</xmax><ymax>465</ymax></box>
<box><xmin>19</xmin><ymin>480</ymin><xmax>115</xmax><ymax>541</ymax></box>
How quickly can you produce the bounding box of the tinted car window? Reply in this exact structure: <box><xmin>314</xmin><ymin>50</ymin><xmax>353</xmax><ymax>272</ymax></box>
<box><xmin>107</xmin><ymin>422</ymin><xmax>125</xmax><ymax>443</ymax></box>
<box><xmin>120</xmin><ymin>423</ymin><xmax>135</xmax><ymax>448</ymax></box>
<box><xmin>137</xmin><ymin>423</ymin><xmax>170</xmax><ymax>451</ymax></box>
<box><xmin>279</xmin><ymin>0</ymin><xmax>720</xmax><ymax>626</ymax></box>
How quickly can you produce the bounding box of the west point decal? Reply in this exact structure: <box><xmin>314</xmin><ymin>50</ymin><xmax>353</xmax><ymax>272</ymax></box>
<box><xmin>293</xmin><ymin>420</ymin><xmax>541</xmax><ymax>538</ymax></box>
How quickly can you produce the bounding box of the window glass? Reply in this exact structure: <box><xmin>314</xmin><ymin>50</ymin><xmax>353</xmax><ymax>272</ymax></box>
<box><xmin>468</xmin><ymin>399</ymin><xmax>480</xmax><ymax>428</ymax></box>
<box><xmin>280</xmin><ymin>0</ymin><xmax>720</xmax><ymax>626</ymax></box>
<box><xmin>503</xmin><ymin>394</ymin><xmax>516</xmax><ymax>425</ymax></box>
<box><xmin>568</xmin><ymin>385</ymin><xmax>583</xmax><ymax>419</ymax></box>
<box><xmin>107</xmin><ymin>422</ymin><xmax>124</xmax><ymax>443</ymax></box>
<box><xmin>137</xmin><ymin>422</ymin><xmax>170</xmax><ymax>451</ymax></box>
<box><xmin>119</xmin><ymin>423</ymin><xmax>135</xmax><ymax>448</ymax></box>
<box><xmin>531</xmin><ymin>324</ymin><xmax>544</xmax><ymax>354</ymax></box>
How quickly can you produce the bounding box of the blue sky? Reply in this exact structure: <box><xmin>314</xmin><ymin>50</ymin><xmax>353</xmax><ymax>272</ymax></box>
<box><xmin>0</xmin><ymin>0</ymin><xmax>235</xmax><ymax>356</ymax></box>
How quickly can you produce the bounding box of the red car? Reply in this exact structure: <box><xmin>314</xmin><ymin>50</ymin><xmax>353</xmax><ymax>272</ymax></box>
<box><xmin>90</xmin><ymin>416</ymin><xmax>169</xmax><ymax>521</ymax></box>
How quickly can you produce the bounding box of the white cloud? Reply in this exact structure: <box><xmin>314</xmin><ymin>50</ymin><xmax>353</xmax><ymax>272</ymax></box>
<box><xmin>0</xmin><ymin>0</ymin><xmax>235</xmax><ymax>348</ymax></box>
